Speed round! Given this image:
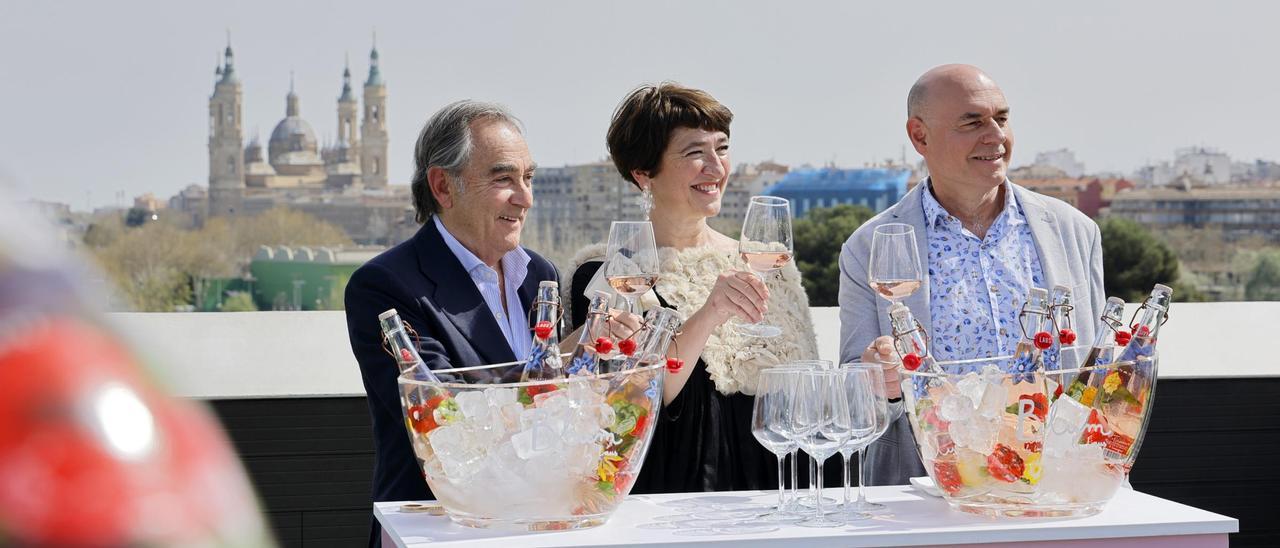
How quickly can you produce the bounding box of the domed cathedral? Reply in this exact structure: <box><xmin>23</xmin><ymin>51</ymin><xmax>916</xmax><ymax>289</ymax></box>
<box><xmin>207</xmin><ymin>39</ymin><xmax>389</xmax><ymax>219</ymax></box>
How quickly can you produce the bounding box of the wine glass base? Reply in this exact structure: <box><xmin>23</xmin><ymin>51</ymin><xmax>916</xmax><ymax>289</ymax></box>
<box><xmin>737</xmin><ymin>323</ymin><xmax>782</xmax><ymax>338</ymax></box>
<box><xmin>843</xmin><ymin>500</ymin><xmax>887</xmax><ymax>513</ymax></box>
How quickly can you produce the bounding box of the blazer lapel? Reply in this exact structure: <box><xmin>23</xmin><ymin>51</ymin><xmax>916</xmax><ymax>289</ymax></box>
<box><xmin>888</xmin><ymin>182</ymin><xmax>933</xmax><ymax>337</ymax></box>
<box><xmin>415</xmin><ymin>220</ymin><xmax>517</xmax><ymax>366</ymax></box>
<box><xmin>1013</xmin><ymin>184</ymin><xmax>1068</xmax><ymax>292</ymax></box>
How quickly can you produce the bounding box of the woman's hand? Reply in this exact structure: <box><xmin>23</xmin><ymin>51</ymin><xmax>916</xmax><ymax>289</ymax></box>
<box><xmin>863</xmin><ymin>335</ymin><xmax>903</xmax><ymax>400</ymax></box>
<box><xmin>602</xmin><ymin>309</ymin><xmax>644</xmax><ymax>342</ymax></box>
<box><xmin>695</xmin><ymin>270</ymin><xmax>769</xmax><ymax>326</ymax></box>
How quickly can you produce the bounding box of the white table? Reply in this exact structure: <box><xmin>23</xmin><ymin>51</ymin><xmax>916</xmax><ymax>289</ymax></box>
<box><xmin>374</xmin><ymin>486</ymin><xmax>1237</xmax><ymax>547</ymax></box>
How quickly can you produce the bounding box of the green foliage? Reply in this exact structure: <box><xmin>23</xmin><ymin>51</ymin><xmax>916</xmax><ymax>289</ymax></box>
<box><xmin>87</xmin><ymin>207</ymin><xmax>353</xmax><ymax>312</ymax></box>
<box><xmin>1245</xmin><ymin>251</ymin><xmax>1280</xmax><ymax>301</ymax></box>
<box><xmin>1098</xmin><ymin>217</ymin><xmax>1181</xmax><ymax>302</ymax></box>
<box><xmin>221</xmin><ymin>291</ymin><xmax>259</xmax><ymax>312</ymax></box>
<box><xmin>792</xmin><ymin>204</ymin><xmax>876</xmax><ymax>306</ymax></box>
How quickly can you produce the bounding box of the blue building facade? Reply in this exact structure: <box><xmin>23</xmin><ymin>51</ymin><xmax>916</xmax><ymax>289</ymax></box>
<box><xmin>763</xmin><ymin>167</ymin><xmax>911</xmax><ymax>217</ymax></box>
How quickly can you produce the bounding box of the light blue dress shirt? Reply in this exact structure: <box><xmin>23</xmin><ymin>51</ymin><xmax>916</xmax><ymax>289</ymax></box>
<box><xmin>921</xmin><ymin>182</ymin><xmax>1046</xmax><ymax>367</ymax></box>
<box><xmin>433</xmin><ymin>216</ymin><xmax>533</xmax><ymax>359</ymax></box>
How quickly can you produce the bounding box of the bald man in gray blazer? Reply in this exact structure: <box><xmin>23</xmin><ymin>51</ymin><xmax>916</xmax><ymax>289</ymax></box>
<box><xmin>839</xmin><ymin>65</ymin><xmax>1105</xmax><ymax>486</ymax></box>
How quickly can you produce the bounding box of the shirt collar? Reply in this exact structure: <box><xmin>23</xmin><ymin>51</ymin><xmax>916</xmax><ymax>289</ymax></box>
<box><xmin>433</xmin><ymin>215</ymin><xmax>531</xmax><ymax>281</ymax></box>
<box><xmin>920</xmin><ymin>178</ymin><xmax>1026</xmax><ymax>231</ymax></box>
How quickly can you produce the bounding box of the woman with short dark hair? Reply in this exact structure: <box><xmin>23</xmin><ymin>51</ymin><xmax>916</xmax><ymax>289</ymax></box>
<box><xmin>569</xmin><ymin>83</ymin><xmax>819</xmax><ymax>493</ymax></box>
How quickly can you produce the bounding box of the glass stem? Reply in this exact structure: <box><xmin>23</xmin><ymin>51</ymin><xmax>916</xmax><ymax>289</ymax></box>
<box><xmin>814</xmin><ymin>460</ymin><xmax>827</xmax><ymax>518</ymax></box>
<box><xmin>789</xmin><ymin>449</ymin><xmax>798</xmax><ymax>502</ymax></box>
<box><xmin>857</xmin><ymin>446</ymin><xmax>868</xmax><ymax>504</ymax></box>
<box><xmin>775</xmin><ymin>453</ymin><xmax>786</xmax><ymax>513</ymax></box>
<box><xmin>809</xmin><ymin>456</ymin><xmax>817</xmax><ymax>499</ymax></box>
<box><xmin>841</xmin><ymin>452</ymin><xmax>852</xmax><ymax>510</ymax></box>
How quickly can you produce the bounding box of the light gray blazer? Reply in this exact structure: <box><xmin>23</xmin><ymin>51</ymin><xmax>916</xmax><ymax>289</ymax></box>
<box><xmin>838</xmin><ymin>180</ymin><xmax>1105</xmax><ymax>486</ymax></box>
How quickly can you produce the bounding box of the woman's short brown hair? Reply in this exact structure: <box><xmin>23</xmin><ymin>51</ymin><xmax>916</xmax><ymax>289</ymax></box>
<box><xmin>606</xmin><ymin>82</ymin><xmax>733</xmax><ymax>187</ymax></box>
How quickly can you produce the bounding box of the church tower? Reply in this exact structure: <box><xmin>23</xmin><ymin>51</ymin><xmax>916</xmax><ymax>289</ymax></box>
<box><xmin>360</xmin><ymin>38</ymin><xmax>388</xmax><ymax>188</ymax></box>
<box><xmin>208</xmin><ymin>40</ymin><xmax>245</xmax><ymax>218</ymax></box>
<box><xmin>337</xmin><ymin>56</ymin><xmax>360</xmax><ymax>166</ymax></box>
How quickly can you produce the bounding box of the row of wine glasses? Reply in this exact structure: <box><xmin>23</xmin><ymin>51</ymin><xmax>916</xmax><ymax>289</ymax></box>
<box><xmin>751</xmin><ymin>362</ymin><xmax>891</xmax><ymax>527</ymax></box>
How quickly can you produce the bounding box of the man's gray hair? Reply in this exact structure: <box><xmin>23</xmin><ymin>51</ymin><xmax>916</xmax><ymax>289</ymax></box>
<box><xmin>410</xmin><ymin>100</ymin><xmax>524</xmax><ymax>223</ymax></box>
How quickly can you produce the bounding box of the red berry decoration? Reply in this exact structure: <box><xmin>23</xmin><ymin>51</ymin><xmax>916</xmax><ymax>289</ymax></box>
<box><xmin>902</xmin><ymin>353</ymin><xmax>922</xmax><ymax>371</ymax></box>
<box><xmin>665</xmin><ymin>357</ymin><xmax>684</xmax><ymax>373</ymax></box>
<box><xmin>1033</xmin><ymin>331</ymin><xmax>1054</xmax><ymax>350</ymax></box>
<box><xmin>533</xmin><ymin>320</ymin><xmax>553</xmax><ymax>340</ymax></box>
<box><xmin>986</xmin><ymin>443</ymin><xmax>1026</xmax><ymax>483</ymax></box>
<box><xmin>594</xmin><ymin>337</ymin><xmax>614</xmax><ymax>354</ymax></box>
<box><xmin>618</xmin><ymin>338</ymin><xmax>637</xmax><ymax>356</ymax></box>
<box><xmin>1114</xmin><ymin>330</ymin><xmax>1132</xmax><ymax>346</ymax></box>
<box><xmin>407</xmin><ymin>404</ymin><xmax>438</xmax><ymax>433</ymax></box>
<box><xmin>1058</xmin><ymin>328</ymin><xmax>1077</xmax><ymax>345</ymax></box>
<box><xmin>1135</xmin><ymin>325</ymin><xmax>1151</xmax><ymax>338</ymax></box>
<box><xmin>399</xmin><ymin>348</ymin><xmax>414</xmax><ymax>362</ymax></box>
<box><xmin>933</xmin><ymin>460</ymin><xmax>963</xmax><ymax>495</ymax></box>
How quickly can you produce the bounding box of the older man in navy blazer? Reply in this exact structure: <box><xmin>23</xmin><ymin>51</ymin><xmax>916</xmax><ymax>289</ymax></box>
<box><xmin>839</xmin><ymin>65</ymin><xmax>1106</xmax><ymax>487</ymax></box>
<box><xmin>345</xmin><ymin>101</ymin><xmax>555</xmax><ymax>546</ymax></box>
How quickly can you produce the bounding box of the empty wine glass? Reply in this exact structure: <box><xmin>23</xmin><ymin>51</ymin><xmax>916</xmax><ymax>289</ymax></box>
<box><xmin>791</xmin><ymin>370</ymin><xmax>866</xmax><ymax>527</ymax></box>
<box><xmin>868</xmin><ymin>223</ymin><xmax>922</xmax><ymax>303</ymax></box>
<box><xmin>738</xmin><ymin>196</ymin><xmax>794</xmax><ymax>338</ymax></box>
<box><xmin>752</xmin><ymin>369</ymin><xmax>803</xmax><ymax>521</ymax></box>
<box><xmin>841</xmin><ymin>362</ymin><xmax>891</xmax><ymax>517</ymax></box>
<box><xmin>604</xmin><ymin>221</ymin><xmax>659</xmax><ymax>315</ymax></box>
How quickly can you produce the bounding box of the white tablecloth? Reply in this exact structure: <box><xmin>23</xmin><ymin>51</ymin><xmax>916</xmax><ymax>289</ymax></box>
<box><xmin>374</xmin><ymin>485</ymin><xmax>1237</xmax><ymax>547</ymax></box>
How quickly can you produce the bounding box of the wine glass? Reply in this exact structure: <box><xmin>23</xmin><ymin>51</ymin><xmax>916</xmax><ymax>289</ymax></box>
<box><xmin>840</xmin><ymin>362</ymin><xmax>891</xmax><ymax>516</ymax></box>
<box><xmin>791</xmin><ymin>370</ymin><xmax>863</xmax><ymax>527</ymax></box>
<box><xmin>738</xmin><ymin>196</ymin><xmax>794</xmax><ymax>338</ymax></box>
<box><xmin>604</xmin><ymin>221</ymin><xmax>659</xmax><ymax>315</ymax></box>
<box><xmin>868</xmin><ymin>223</ymin><xmax>922</xmax><ymax>303</ymax></box>
<box><xmin>752</xmin><ymin>369</ymin><xmax>803</xmax><ymax>521</ymax></box>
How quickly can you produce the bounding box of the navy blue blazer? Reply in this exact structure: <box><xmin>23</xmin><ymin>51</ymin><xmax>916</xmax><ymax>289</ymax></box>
<box><xmin>344</xmin><ymin>219</ymin><xmax>558</xmax><ymax>540</ymax></box>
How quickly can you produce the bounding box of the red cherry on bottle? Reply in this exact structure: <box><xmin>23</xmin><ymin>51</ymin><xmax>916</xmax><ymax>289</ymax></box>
<box><xmin>903</xmin><ymin>353</ymin><xmax>922</xmax><ymax>371</ymax></box>
<box><xmin>666</xmin><ymin>357</ymin><xmax>684</xmax><ymax>373</ymax></box>
<box><xmin>594</xmin><ymin>337</ymin><xmax>614</xmax><ymax>354</ymax></box>
<box><xmin>618</xmin><ymin>338</ymin><xmax>637</xmax><ymax>356</ymax></box>
<box><xmin>1058</xmin><ymin>328</ymin><xmax>1077</xmax><ymax>345</ymax></box>
<box><xmin>1033</xmin><ymin>331</ymin><xmax>1054</xmax><ymax>350</ymax></box>
<box><xmin>1114</xmin><ymin>330</ymin><xmax>1132</xmax><ymax>346</ymax></box>
<box><xmin>534</xmin><ymin>320</ymin><xmax>553</xmax><ymax>340</ymax></box>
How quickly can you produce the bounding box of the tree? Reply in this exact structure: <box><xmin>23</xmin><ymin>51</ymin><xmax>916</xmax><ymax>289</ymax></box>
<box><xmin>221</xmin><ymin>291</ymin><xmax>259</xmax><ymax>312</ymax></box>
<box><xmin>1245</xmin><ymin>251</ymin><xmax>1280</xmax><ymax>301</ymax></box>
<box><xmin>92</xmin><ymin>222</ymin><xmax>199</xmax><ymax>311</ymax></box>
<box><xmin>1098</xmin><ymin>217</ymin><xmax>1183</xmax><ymax>302</ymax></box>
<box><xmin>232</xmin><ymin>207</ymin><xmax>353</xmax><ymax>258</ymax></box>
<box><xmin>792</xmin><ymin>204</ymin><xmax>876</xmax><ymax>306</ymax></box>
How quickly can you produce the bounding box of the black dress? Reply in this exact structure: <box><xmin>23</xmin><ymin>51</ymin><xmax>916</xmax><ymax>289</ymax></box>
<box><xmin>571</xmin><ymin>260</ymin><xmax>781</xmax><ymax>494</ymax></box>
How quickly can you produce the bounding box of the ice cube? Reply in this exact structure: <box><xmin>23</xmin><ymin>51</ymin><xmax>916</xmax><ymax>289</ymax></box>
<box><xmin>1043</xmin><ymin>397</ymin><xmax>1092</xmax><ymax>458</ymax></box>
<box><xmin>956</xmin><ymin>372</ymin><xmax>986</xmax><ymax>404</ymax></box>
<box><xmin>511</xmin><ymin>420</ymin><xmax>565</xmax><ymax>459</ymax></box>
<box><xmin>485</xmin><ymin>387</ymin><xmax>517</xmax><ymax>407</ymax></box>
<box><xmin>949</xmin><ymin>420</ymin><xmax>973</xmax><ymax>449</ymax></box>
<box><xmin>427</xmin><ymin>424</ymin><xmax>485</xmax><ymax>481</ymax></box>
<box><xmin>972</xmin><ymin>418</ymin><xmax>1001</xmax><ymax>452</ymax></box>
<box><xmin>455</xmin><ymin>390</ymin><xmax>491</xmax><ymax>422</ymax></box>
<box><xmin>978</xmin><ymin>382</ymin><xmax>1007</xmax><ymax>419</ymax></box>
<box><xmin>939</xmin><ymin>393</ymin><xmax>975</xmax><ymax>422</ymax></box>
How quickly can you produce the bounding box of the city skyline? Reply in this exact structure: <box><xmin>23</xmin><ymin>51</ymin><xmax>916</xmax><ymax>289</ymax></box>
<box><xmin>3</xmin><ymin>0</ymin><xmax>1280</xmax><ymax>209</ymax></box>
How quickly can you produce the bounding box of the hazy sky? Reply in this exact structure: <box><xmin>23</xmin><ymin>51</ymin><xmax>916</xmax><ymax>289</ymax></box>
<box><xmin>2</xmin><ymin>0</ymin><xmax>1276</xmax><ymax>210</ymax></box>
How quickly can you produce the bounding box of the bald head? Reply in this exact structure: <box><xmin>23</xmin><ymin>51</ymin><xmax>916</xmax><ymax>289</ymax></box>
<box><xmin>907</xmin><ymin>64</ymin><xmax>1002</xmax><ymax>122</ymax></box>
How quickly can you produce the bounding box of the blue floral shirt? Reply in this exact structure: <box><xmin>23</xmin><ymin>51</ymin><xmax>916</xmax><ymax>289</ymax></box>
<box><xmin>922</xmin><ymin>181</ymin><xmax>1045</xmax><ymax>367</ymax></box>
